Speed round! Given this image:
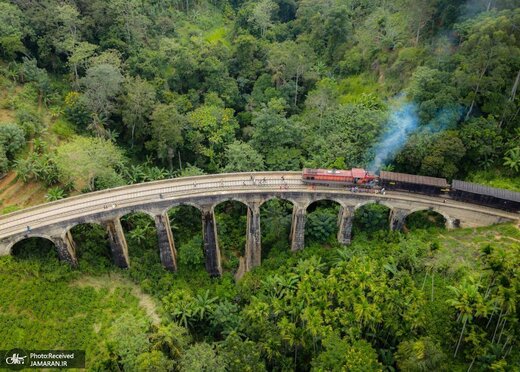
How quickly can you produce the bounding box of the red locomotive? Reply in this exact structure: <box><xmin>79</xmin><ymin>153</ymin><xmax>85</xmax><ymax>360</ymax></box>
<box><xmin>302</xmin><ymin>168</ymin><xmax>377</xmax><ymax>186</ymax></box>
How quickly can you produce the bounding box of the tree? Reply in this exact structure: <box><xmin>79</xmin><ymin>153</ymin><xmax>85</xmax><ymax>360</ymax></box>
<box><xmin>45</xmin><ymin>187</ymin><xmax>66</xmax><ymax>202</ymax></box>
<box><xmin>304</xmin><ymin>103</ymin><xmax>385</xmax><ymax>168</ymax></box>
<box><xmin>186</xmin><ymin>105</ymin><xmax>238</xmax><ymax>170</ymax></box>
<box><xmin>122</xmin><ymin>76</ymin><xmax>156</xmax><ymax>147</ymax></box>
<box><xmin>68</xmin><ymin>42</ymin><xmax>97</xmax><ymax>86</ymax></box>
<box><xmin>250</xmin><ymin>98</ymin><xmax>301</xmax><ymax>156</ymax></box>
<box><xmin>0</xmin><ymin>2</ymin><xmax>28</xmax><ymax>58</ymax></box>
<box><xmin>267</xmin><ymin>41</ymin><xmax>316</xmax><ymax>106</ymax></box>
<box><xmin>230</xmin><ymin>35</ymin><xmax>266</xmax><ymax>90</ymax></box>
<box><xmin>218</xmin><ymin>333</ymin><xmax>267</xmax><ymax>372</ymax></box>
<box><xmin>135</xmin><ymin>351</ymin><xmax>173</xmax><ymax>371</ymax></box>
<box><xmin>0</xmin><ymin>124</ymin><xmax>25</xmax><ymax>159</ymax></box>
<box><xmin>178</xmin><ymin>235</ymin><xmax>204</xmax><ymax>268</ymax></box>
<box><xmin>178</xmin><ymin>343</ymin><xmax>226</xmax><ymax>372</ymax></box>
<box><xmin>503</xmin><ymin>147</ymin><xmax>520</xmax><ymax>173</ymax></box>
<box><xmin>295</xmin><ymin>1</ymin><xmax>351</xmax><ymax>63</ymax></box>
<box><xmin>248</xmin><ymin>0</ymin><xmax>278</xmax><ymax>37</ymax></box>
<box><xmin>223</xmin><ymin>141</ymin><xmax>264</xmax><ymax>172</ymax></box>
<box><xmin>460</xmin><ymin>116</ymin><xmax>503</xmax><ymax>169</ymax></box>
<box><xmin>407</xmin><ymin>66</ymin><xmax>458</xmax><ymax>124</ymax></box>
<box><xmin>107</xmin><ymin>314</ymin><xmax>150</xmax><ymax>371</ymax></box>
<box><xmin>0</xmin><ymin>145</ymin><xmax>8</xmax><ymax>174</ymax></box>
<box><xmin>420</xmin><ymin>131</ymin><xmax>466</xmax><ymax>179</ymax></box>
<box><xmin>53</xmin><ymin>136</ymin><xmax>126</xmax><ymax>191</ymax></box>
<box><xmin>178</xmin><ymin>165</ymin><xmax>205</xmax><ymax>177</ymax></box>
<box><xmin>395</xmin><ymin>337</ymin><xmax>447</xmax><ymax>371</ymax></box>
<box><xmin>80</xmin><ymin>63</ymin><xmax>124</xmax><ymax>136</ymax></box>
<box><xmin>147</xmin><ymin>104</ymin><xmax>184</xmax><ymax>170</ymax></box>
<box><xmin>454</xmin><ymin>9</ymin><xmax>520</xmax><ymax>122</ymax></box>
<box><xmin>311</xmin><ymin>335</ymin><xmax>383</xmax><ymax>371</ymax></box>
<box><xmin>398</xmin><ymin>0</ymin><xmax>438</xmax><ymax>45</ymax></box>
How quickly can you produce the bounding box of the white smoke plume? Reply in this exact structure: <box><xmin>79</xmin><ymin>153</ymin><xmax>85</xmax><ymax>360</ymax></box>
<box><xmin>369</xmin><ymin>102</ymin><xmax>419</xmax><ymax>172</ymax></box>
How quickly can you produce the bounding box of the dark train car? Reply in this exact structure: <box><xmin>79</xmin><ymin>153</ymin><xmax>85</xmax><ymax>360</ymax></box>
<box><xmin>379</xmin><ymin>171</ymin><xmax>449</xmax><ymax>195</ymax></box>
<box><xmin>451</xmin><ymin>180</ymin><xmax>520</xmax><ymax>213</ymax></box>
<box><xmin>302</xmin><ymin>168</ymin><xmax>376</xmax><ymax>186</ymax></box>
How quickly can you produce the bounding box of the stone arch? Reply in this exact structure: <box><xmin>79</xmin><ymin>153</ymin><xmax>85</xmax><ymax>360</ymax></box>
<box><xmin>354</xmin><ymin>199</ymin><xmax>396</xmax><ymax>212</ymax></box>
<box><xmin>7</xmin><ymin>234</ymin><xmax>56</xmax><ymax>255</ymax></box>
<box><xmin>65</xmin><ymin>221</ymin><xmax>112</xmax><ymax>267</ymax></box>
<box><xmin>119</xmin><ymin>210</ymin><xmax>161</xmax><ymax>266</ymax></box>
<box><xmin>162</xmin><ymin>201</ymin><xmax>202</xmax><ymax>216</ymax></box>
<box><xmin>213</xmin><ymin>198</ymin><xmax>250</xmax><ymax>274</ymax></box>
<box><xmin>165</xmin><ymin>203</ymin><xmax>203</xmax><ymax>272</ymax></box>
<box><xmin>405</xmin><ymin>207</ymin><xmax>450</xmax><ymax>229</ymax></box>
<box><xmin>352</xmin><ymin>200</ymin><xmax>394</xmax><ymax>233</ymax></box>
<box><xmin>259</xmin><ymin>195</ymin><xmax>298</xmax><ymax>209</ymax></box>
<box><xmin>118</xmin><ymin>209</ymin><xmax>157</xmax><ymax>221</ymax></box>
<box><xmin>304</xmin><ymin>199</ymin><xmax>343</xmax><ymax>246</ymax></box>
<box><xmin>259</xmin><ymin>196</ymin><xmax>295</xmax><ymax>256</ymax></box>
<box><xmin>63</xmin><ymin>220</ymin><xmax>105</xmax><ymax>236</ymax></box>
<box><xmin>407</xmin><ymin>207</ymin><xmax>451</xmax><ymax>223</ymax></box>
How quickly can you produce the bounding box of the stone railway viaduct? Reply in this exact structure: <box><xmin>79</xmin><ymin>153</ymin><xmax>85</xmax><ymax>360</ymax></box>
<box><xmin>0</xmin><ymin>172</ymin><xmax>517</xmax><ymax>276</ymax></box>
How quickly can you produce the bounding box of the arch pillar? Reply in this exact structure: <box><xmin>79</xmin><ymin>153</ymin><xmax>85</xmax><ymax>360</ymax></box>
<box><xmin>337</xmin><ymin>206</ymin><xmax>355</xmax><ymax>245</ymax></box>
<box><xmin>103</xmin><ymin>218</ymin><xmax>130</xmax><ymax>268</ymax></box>
<box><xmin>446</xmin><ymin>217</ymin><xmax>460</xmax><ymax>229</ymax></box>
<box><xmin>154</xmin><ymin>213</ymin><xmax>177</xmax><ymax>271</ymax></box>
<box><xmin>201</xmin><ymin>204</ymin><xmax>222</xmax><ymax>277</ymax></box>
<box><xmin>53</xmin><ymin>231</ymin><xmax>78</xmax><ymax>268</ymax></box>
<box><xmin>389</xmin><ymin>208</ymin><xmax>409</xmax><ymax>231</ymax></box>
<box><xmin>245</xmin><ymin>202</ymin><xmax>261</xmax><ymax>271</ymax></box>
<box><xmin>290</xmin><ymin>204</ymin><xmax>307</xmax><ymax>252</ymax></box>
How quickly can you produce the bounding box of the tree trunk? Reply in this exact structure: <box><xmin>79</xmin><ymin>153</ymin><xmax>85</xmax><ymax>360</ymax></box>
<box><xmin>294</xmin><ymin>71</ymin><xmax>299</xmax><ymax>106</ymax></box>
<box><xmin>509</xmin><ymin>69</ymin><xmax>520</xmax><ymax>101</ymax></box>
<box><xmin>167</xmin><ymin>147</ymin><xmax>174</xmax><ymax>171</ymax></box>
<box><xmin>467</xmin><ymin>357</ymin><xmax>475</xmax><ymax>372</ymax></box>
<box><xmin>454</xmin><ymin>318</ymin><xmax>467</xmax><ymax>357</ymax></box>
<box><xmin>491</xmin><ymin>307</ymin><xmax>504</xmax><ymax>343</ymax></box>
<box><xmin>465</xmin><ymin>60</ymin><xmax>490</xmax><ymax>121</ymax></box>
<box><xmin>431</xmin><ymin>272</ymin><xmax>434</xmax><ymax>301</ymax></box>
<box><xmin>499</xmin><ymin>69</ymin><xmax>520</xmax><ymax>127</ymax></box>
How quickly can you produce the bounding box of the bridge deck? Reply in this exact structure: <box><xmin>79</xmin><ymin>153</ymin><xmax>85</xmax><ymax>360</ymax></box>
<box><xmin>0</xmin><ymin>172</ymin><xmax>518</xmax><ymax>241</ymax></box>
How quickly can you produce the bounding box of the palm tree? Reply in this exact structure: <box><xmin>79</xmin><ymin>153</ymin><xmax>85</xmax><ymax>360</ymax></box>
<box><xmin>193</xmin><ymin>290</ymin><xmax>218</xmax><ymax>321</ymax></box>
<box><xmin>447</xmin><ymin>279</ymin><xmax>487</xmax><ymax>357</ymax></box>
<box><xmin>503</xmin><ymin>147</ymin><xmax>520</xmax><ymax>172</ymax></box>
<box><xmin>45</xmin><ymin>187</ymin><xmax>66</xmax><ymax>202</ymax></box>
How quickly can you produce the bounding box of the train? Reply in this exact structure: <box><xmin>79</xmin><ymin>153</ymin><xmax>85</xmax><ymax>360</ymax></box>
<box><xmin>302</xmin><ymin>168</ymin><xmax>520</xmax><ymax>213</ymax></box>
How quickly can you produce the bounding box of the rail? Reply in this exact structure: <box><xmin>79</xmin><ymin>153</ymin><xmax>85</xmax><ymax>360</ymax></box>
<box><xmin>1</xmin><ymin>172</ymin><xmax>518</xmax><ymax>241</ymax></box>
<box><xmin>0</xmin><ymin>173</ymin><xmax>302</xmax><ymax>237</ymax></box>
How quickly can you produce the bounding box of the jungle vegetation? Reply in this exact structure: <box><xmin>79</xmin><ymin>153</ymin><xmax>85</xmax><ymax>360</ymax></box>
<box><xmin>0</xmin><ymin>0</ymin><xmax>519</xmax><ymax>371</ymax></box>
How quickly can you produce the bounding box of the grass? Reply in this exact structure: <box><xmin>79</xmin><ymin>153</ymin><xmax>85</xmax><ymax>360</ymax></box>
<box><xmin>337</xmin><ymin>74</ymin><xmax>380</xmax><ymax>104</ymax></box>
<box><xmin>0</xmin><ymin>254</ymin><xmax>153</xmax><ymax>367</ymax></box>
<box><xmin>51</xmin><ymin>117</ymin><xmax>76</xmax><ymax>139</ymax></box>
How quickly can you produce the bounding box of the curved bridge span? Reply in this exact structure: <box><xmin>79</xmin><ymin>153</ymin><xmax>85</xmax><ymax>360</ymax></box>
<box><xmin>0</xmin><ymin>172</ymin><xmax>517</xmax><ymax>276</ymax></box>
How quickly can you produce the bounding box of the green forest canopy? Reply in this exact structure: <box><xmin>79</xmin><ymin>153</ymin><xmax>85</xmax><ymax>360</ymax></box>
<box><xmin>0</xmin><ymin>0</ymin><xmax>518</xmax><ymax>193</ymax></box>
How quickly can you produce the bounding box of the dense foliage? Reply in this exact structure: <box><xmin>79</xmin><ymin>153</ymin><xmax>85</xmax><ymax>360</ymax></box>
<box><xmin>0</xmin><ymin>0</ymin><xmax>518</xmax><ymax>190</ymax></box>
<box><xmin>3</xmin><ymin>221</ymin><xmax>519</xmax><ymax>370</ymax></box>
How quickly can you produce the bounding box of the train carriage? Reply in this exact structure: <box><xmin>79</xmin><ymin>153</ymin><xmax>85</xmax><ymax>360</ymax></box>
<box><xmin>379</xmin><ymin>171</ymin><xmax>449</xmax><ymax>195</ymax></box>
<box><xmin>451</xmin><ymin>180</ymin><xmax>520</xmax><ymax>213</ymax></box>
